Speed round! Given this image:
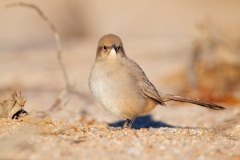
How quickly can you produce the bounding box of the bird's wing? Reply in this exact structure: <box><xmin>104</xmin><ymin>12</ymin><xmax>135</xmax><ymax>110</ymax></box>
<box><xmin>138</xmin><ymin>80</ymin><xmax>165</xmax><ymax>106</ymax></box>
<box><xmin>123</xmin><ymin>58</ymin><xmax>165</xmax><ymax>106</ymax></box>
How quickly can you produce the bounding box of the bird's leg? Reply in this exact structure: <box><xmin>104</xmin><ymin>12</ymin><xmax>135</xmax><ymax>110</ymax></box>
<box><xmin>123</xmin><ymin>119</ymin><xmax>131</xmax><ymax>128</ymax></box>
<box><xmin>123</xmin><ymin>116</ymin><xmax>137</xmax><ymax>128</ymax></box>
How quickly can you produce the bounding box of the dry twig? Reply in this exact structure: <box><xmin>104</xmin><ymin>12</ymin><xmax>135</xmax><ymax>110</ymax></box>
<box><xmin>6</xmin><ymin>2</ymin><xmax>74</xmax><ymax>111</ymax></box>
<box><xmin>6</xmin><ymin>2</ymin><xmax>71</xmax><ymax>89</ymax></box>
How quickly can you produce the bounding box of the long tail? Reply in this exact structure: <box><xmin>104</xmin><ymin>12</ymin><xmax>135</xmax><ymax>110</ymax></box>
<box><xmin>159</xmin><ymin>93</ymin><xmax>225</xmax><ymax>110</ymax></box>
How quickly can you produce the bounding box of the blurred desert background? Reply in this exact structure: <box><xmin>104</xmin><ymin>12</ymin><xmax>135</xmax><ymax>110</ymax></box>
<box><xmin>0</xmin><ymin>0</ymin><xmax>240</xmax><ymax>160</ymax></box>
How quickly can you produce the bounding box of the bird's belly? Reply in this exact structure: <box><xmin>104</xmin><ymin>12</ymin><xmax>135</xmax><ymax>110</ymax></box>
<box><xmin>89</xmin><ymin>67</ymin><xmax>147</xmax><ymax>119</ymax></box>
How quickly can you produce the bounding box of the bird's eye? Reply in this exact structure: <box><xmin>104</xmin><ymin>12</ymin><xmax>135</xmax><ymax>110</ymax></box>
<box><xmin>118</xmin><ymin>46</ymin><xmax>121</xmax><ymax>52</ymax></box>
<box><xmin>103</xmin><ymin>46</ymin><xmax>107</xmax><ymax>50</ymax></box>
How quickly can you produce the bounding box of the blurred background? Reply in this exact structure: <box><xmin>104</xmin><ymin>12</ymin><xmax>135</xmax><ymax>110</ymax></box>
<box><xmin>0</xmin><ymin>0</ymin><xmax>240</xmax><ymax>121</ymax></box>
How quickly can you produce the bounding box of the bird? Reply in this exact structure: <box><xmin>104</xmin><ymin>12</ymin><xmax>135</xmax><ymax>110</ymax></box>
<box><xmin>88</xmin><ymin>34</ymin><xmax>225</xmax><ymax>128</ymax></box>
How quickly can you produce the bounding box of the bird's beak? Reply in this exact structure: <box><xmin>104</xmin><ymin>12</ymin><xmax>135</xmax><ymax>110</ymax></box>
<box><xmin>111</xmin><ymin>44</ymin><xmax>117</xmax><ymax>53</ymax></box>
<box><xmin>109</xmin><ymin>44</ymin><xmax>117</xmax><ymax>56</ymax></box>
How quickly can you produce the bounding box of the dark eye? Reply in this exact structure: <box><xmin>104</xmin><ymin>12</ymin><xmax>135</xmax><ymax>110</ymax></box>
<box><xmin>103</xmin><ymin>46</ymin><xmax>107</xmax><ymax>50</ymax></box>
<box><xmin>118</xmin><ymin>46</ymin><xmax>121</xmax><ymax>51</ymax></box>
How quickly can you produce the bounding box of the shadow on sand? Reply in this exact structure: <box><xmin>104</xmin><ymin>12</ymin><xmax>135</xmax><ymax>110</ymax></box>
<box><xmin>109</xmin><ymin>115</ymin><xmax>176</xmax><ymax>129</ymax></box>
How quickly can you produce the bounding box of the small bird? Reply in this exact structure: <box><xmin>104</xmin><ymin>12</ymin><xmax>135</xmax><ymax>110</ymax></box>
<box><xmin>89</xmin><ymin>34</ymin><xmax>225</xmax><ymax>128</ymax></box>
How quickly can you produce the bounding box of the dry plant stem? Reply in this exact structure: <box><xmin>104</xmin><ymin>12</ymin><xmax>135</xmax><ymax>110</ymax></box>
<box><xmin>6</xmin><ymin>3</ymin><xmax>70</xmax><ymax>89</ymax></box>
<box><xmin>6</xmin><ymin>2</ymin><xmax>76</xmax><ymax>112</ymax></box>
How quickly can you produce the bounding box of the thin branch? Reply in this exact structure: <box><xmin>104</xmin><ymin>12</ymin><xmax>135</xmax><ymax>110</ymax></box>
<box><xmin>5</xmin><ymin>2</ymin><xmax>88</xmax><ymax>112</ymax></box>
<box><xmin>6</xmin><ymin>2</ymin><xmax>71</xmax><ymax>89</ymax></box>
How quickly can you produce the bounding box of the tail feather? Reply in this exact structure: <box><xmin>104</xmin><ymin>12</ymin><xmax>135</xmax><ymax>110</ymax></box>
<box><xmin>160</xmin><ymin>94</ymin><xmax>225</xmax><ymax>110</ymax></box>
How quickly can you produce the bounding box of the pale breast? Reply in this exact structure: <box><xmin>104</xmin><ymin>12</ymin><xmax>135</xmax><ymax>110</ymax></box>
<box><xmin>89</xmin><ymin>61</ymin><xmax>148</xmax><ymax>119</ymax></box>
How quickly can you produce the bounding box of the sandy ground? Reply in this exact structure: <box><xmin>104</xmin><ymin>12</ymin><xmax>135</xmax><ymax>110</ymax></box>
<box><xmin>0</xmin><ymin>37</ymin><xmax>240</xmax><ymax>160</ymax></box>
<box><xmin>0</xmin><ymin>112</ymin><xmax>240</xmax><ymax>160</ymax></box>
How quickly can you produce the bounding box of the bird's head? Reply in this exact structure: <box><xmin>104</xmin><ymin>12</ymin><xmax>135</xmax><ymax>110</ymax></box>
<box><xmin>96</xmin><ymin>34</ymin><xmax>126</xmax><ymax>61</ymax></box>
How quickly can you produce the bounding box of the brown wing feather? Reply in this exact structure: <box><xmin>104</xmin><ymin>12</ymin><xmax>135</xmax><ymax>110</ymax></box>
<box><xmin>138</xmin><ymin>81</ymin><xmax>165</xmax><ymax>106</ymax></box>
<box><xmin>123</xmin><ymin>58</ymin><xmax>165</xmax><ymax>106</ymax></box>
